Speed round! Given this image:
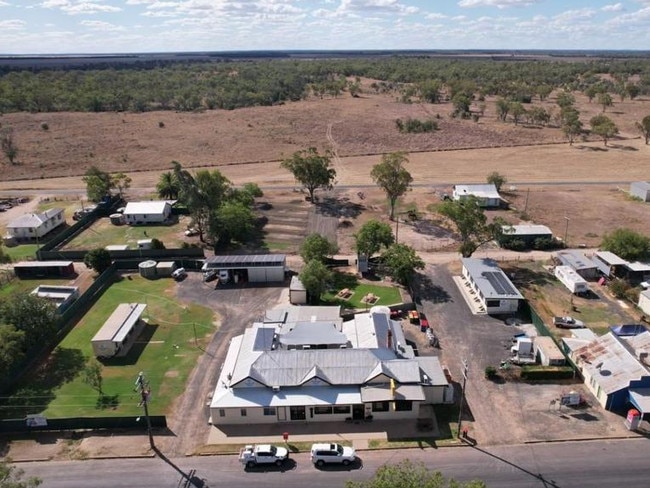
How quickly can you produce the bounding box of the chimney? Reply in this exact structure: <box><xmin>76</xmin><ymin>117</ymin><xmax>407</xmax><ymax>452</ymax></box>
<box><xmin>387</xmin><ymin>328</ymin><xmax>393</xmax><ymax>349</ymax></box>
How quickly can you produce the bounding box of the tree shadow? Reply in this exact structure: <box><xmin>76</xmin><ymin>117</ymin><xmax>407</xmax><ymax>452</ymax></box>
<box><xmin>412</xmin><ymin>219</ymin><xmax>458</xmax><ymax>239</ymax></box>
<box><xmin>411</xmin><ymin>274</ymin><xmax>452</xmax><ymax>304</ymax></box>
<box><xmin>608</xmin><ymin>144</ymin><xmax>638</xmax><ymax>151</ymax></box>
<box><xmin>501</xmin><ymin>265</ymin><xmax>554</xmax><ymax>290</ymax></box>
<box><xmin>315</xmin><ymin>196</ymin><xmax>364</xmax><ymax>219</ymax></box>
<box><xmin>575</xmin><ymin>145</ymin><xmax>608</xmax><ymax>152</ymax></box>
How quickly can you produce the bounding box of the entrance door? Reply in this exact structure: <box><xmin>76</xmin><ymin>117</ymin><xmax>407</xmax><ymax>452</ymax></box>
<box><xmin>290</xmin><ymin>406</ymin><xmax>306</xmax><ymax>421</ymax></box>
<box><xmin>352</xmin><ymin>404</ymin><xmax>365</xmax><ymax>420</ymax></box>
<box><xmin>277</xmin><ymin>407</ymin><xmax>287</xmax><ymax>421</ymax></box>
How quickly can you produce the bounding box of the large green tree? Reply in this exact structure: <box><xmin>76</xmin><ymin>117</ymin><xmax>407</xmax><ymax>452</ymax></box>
<box><xmin>299</xmin><ymin>260</ymin><xmax>333</xmax><ymax>304</ymax></box>
<box><xmin>0</xmin><ymin>294</ymin><xmax>59</xmax><ymax>352</ymax></box>
<box><xmin>281</xmin><ymin>147</ymin><xmax>336</xmax><ymax>203</ymax></box>
<box><xmin>156</xmin><ymin>170</ymin><xmax>180</xmax><ymax>199</ymax></box>
<box><xmin>82</xmin><ymin>166</ymin><xmax>113</xmax><ymax>202</ymax></box>
<box><xmin>561</xmin><ymin>107</ymin><xmax>583</xmax><ymax>145</ymax></box>
<box><xmin>380</xmin><ymin>243</ymin><xmax>425</xmax><ymax>286</ymax></box>
<box><xmin>601</xmin><ymin>228</ymin><xmax>650</xmax><ymax>261</ymax></box>
<box><xmin>598</xmin><ymin>92</ymin><xmax>613</xmax><ymax>112</ymax></box>
<box><xmin>636</xmin><ymin>115</ymin><xmax>650</xmax><ymax>144</ymax></box>
<box><xmin>438</xmin><ymin>196</ymin><xmax>505</xmax><ymax>257</ymax></box>
<box><xmin>371</xmin><ymin>152</ymin><xmax>413</xmax><ymax>220</ymax></box>
<box><xmin>590</xmin><ymin>114</ymin><xmax>619</xmax><ymax>146</ymax></box>
<box><xmin>345</xmin><ymin>459</ymin><xmax>486</xmax><ymax>488</ymax></box>
<box><xmin>0</xmin><ymin>324</ymin><xmax>25</xmax><ymax>375</ymax></box>
<box><xmin>83</xmin><ymin>248</ymin><xmax>112</xmax><ymax>274</ymax></box>
<box><xmin>354</xmin><ymin>220</ymin><xmax>395</xmax><ymax>257</ymax></box>
<box><xmin>486</xmin><ymin>171</ymin><xmax>507</xmax><ymax>192</ymax></box>
<box><xmin>300</xmin><ymin>233</ymin><xmax>338</xmax><ymax>264</ymax></box>
<box><xmin>111</xmin><ymin>172</ymin><xmax>131</xmax><ymax>200</ymax></box>
<box><xmin>213</xmin><ymin>201</ymin><xmax>256</xmax><ymax>245</ymax></box>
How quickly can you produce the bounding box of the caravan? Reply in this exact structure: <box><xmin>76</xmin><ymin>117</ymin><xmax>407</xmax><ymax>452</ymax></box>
<box><xmin>554</xmin><ymin>265</ymin><xmax>590</xmax><ymax>295</ymax></box>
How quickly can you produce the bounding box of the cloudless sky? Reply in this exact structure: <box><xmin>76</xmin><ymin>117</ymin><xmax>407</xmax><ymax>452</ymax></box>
<box><xmin>1</xmin><ymin>1</ymin><xmax>650</xmax><ymax>55</ymax></box>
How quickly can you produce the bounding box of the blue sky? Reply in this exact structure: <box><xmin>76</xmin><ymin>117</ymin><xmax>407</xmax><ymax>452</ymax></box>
<box><xmin>1</xmin><ymin>1</ymin><xmax>650</xmax><ymax>54</ymax></box>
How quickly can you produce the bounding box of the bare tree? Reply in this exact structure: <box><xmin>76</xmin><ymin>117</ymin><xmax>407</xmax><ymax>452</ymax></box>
<box><xmin>0</xmin><ymin>127</ymin><xmax>18</xmax><ymax>165</ymax></box>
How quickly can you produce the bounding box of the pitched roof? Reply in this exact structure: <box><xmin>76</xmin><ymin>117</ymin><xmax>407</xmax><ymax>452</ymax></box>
<box><xmin>123</xmin><ymin>201</ymin><xmax>170</xmax><ymax>215</ymax></box>
<box><xmin>454</xmin><ymin>184</ymin><xmax>501</xmax><ymax>199</ymax></box>
<box><xmin>462</xmin><ymin>257</ymin><xmax>524</xmax><ymax>300</ymax></box>
<box><xmin>8</xmin><ymin>208</ymin><xmax>64</xmax><ymax>228</ymax></box>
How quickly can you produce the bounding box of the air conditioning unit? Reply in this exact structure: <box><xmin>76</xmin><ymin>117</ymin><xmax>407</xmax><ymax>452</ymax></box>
<box><xmin>272</xmin><ymin>385</ymin><xmax>280</xmax><ymax>392</ymax></box>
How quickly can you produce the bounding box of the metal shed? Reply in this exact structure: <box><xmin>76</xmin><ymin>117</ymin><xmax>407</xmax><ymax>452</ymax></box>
<box><xmin>203</xmin><ymin>254</ymin><xmax>286</xmax><ymax>283</ymax></box>
<box><xmin>13</xmin><ymin>260</ymin><xmax>75</xmax><ymax>278</ymax></box>
<box><xmin>91</xmin><ymin>303</ymin><xmax>147</xmax><ymax>358</ymax></box>
<box><xmin>630</xmin><ymin>181</ymin><xmax>650</xmax><ymax>202</ymax></box>
<box><xmin>289</xmin><ymin>276</ymin><xmax>307</xmax><ymax>304</ymax></box>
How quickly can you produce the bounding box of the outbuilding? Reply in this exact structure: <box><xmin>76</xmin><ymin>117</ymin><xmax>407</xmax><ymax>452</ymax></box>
<box><xmin>289</xmin><ymin>276</ymin><xmax>307</xmax><ymax>305</ymax></box>
<box><xmin>91</xmin><ymin>303</ymin><xmax>147</xmax><ymax>358</ymax></box>
<box><xmin>155</xmin><ymin>261</ymin><xmax>177</xmax><ymax>278</ymax></box>
<box><xmin>452</xmin><ymin>184</ymin><xmax>502</xmax><ymax>208</ymax></box>
<box><xmin>30</xmin><ymin>285</ymin><xmax>79</xmax><ymax>312</ymax></box>
<box><xmin>14</xmin><ymin>260</ymin><xmax>75</xmax><ymax>278</ymax></box>
<box><xmin>535</xmin><ymin>336</ymin><xmax>565</xmax><ymax>366</ymax></box>
<box><xmin>123</xmin><ymin>201</ymin><xmax>172</xmax><ymax>225</ymax></box>
<box><xmin>555</xmin><ymin>250</ymin><xmax>599</xmax><ymax>280</ymax></box>
<box><xmin>639</xmin><ymin>290</ymin><xmax>650</xmax><ymax>316</ymax></box>
<box><xmin>630</xmin><ymin>181</ymin><xmax>650</xmax><ymax>202</ymax></box>
<box><xmin>500</xmin><ymin>224</ymin><xmax>553</xmax><ymax>249</ymax></box>
<box><xmin>202</xmin><ymin>254</ymin><xmax>286</xmax><ymax>283</ymax></box>
<box><xmin>461</xmin><ymin>258</ymin><xmax>524</xmax><ymax>315</ymax></box>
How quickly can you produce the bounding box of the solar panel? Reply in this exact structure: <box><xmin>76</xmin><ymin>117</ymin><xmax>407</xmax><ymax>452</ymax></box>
<box><xmin>483</xmin><ymin>271</ymin><xmax>518</xmax><ymax>296</ymax></box>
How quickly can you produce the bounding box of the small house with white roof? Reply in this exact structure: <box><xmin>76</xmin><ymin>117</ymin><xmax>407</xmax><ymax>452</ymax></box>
<box><xmin>461</xmin><ymin>258</ymin><xmax>524</xmax><ymax>314</ymax></box>
<box><xmin>6</xmin><ymin>208</ymin><xmax>65</xmax><ymax>241</ymax></box>
<box><xmin>452</xmin><ymin>184</ymin><xmax>502</xmax><ymax>208</ymax></box>
<box><xmin>123</xmin><ymin>201</ymin><xmax>172</xmax><ymax>225</ymax></box>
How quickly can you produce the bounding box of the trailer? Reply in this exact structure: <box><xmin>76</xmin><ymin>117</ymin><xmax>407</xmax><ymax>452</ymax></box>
<box><xmin>554</xmin><ymin>265</ymin><xmax>590</xmax><ymax>295</ymax></box>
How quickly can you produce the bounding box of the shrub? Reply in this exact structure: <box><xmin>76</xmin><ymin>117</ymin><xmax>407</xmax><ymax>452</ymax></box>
<box><xmin>520</xmin><ymin>366</ymin><xmax>574</xmax><ymax>380</ymax></box>
<box><xmin>395</xmin><ymin>117</ymin><xmax>439</xmax><ymax>133</ymax></box>
<box><xmin>484</xmin><ymin>366</ymin><xmax>498</xmax><ymax>379</ymax></box>
<box><xmin>40</xmin><ymin>122</ymin><xmax>49</xmax><ymax>131</ymax></box>
<box><xmin>158</xmin><ymin>121</ymin><xmax>165</xmax><ymax>128</ymax></box>
<box><xmin>608</xmin><ymin>278</ymin><xmax>630</xmax><ymax>299</ymax></box>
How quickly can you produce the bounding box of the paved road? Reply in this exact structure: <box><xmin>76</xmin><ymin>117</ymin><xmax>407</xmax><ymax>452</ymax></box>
<box><xmin>18</xmin><ymin>438</ymin><xmax>649</xmax><ymax>488</ymax></box>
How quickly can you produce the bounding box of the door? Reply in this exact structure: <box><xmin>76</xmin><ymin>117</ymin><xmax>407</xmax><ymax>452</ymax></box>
<box><xmin>277</xmin><ymin>406</ymin><xmax>287</xmax><ymax>421</ymax></box>
<box><xmin>290</xmin><ymin>406</ymin><xmax>306</xmax><ymax>421</ymax></box>
<box><xmin>352</xmin><ymin>404</ymin><xmax>365</xmax><ymax>420</ymax></box>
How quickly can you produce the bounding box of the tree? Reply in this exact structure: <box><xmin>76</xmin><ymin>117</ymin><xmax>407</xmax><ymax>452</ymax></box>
<box><xmin>598</xmin><ymin>92</ymin><xmax>613</xmax><ymax>112</ymax></box>
<box><xmin>0</xmin><ymin>459</ymin><xmax>41</xmax><ymax>488</ymax></box>
<box><xmin>214</xmin><ymin>201</ymin><xmax>255</xmax><ymax>245</ymax></box>
<box><xmin>626</xmin><ymin>83</ymin><xmax>640</xmax><ymax>100</ymax></box>
<box><xmin>0</xmin><ymin>127</ymin><xmax>18</xmax><ymax>165</ymax></box>
<box><xmin>300</xmin><ymin>233</ymin><xmax>338</xmax><ymax>264</ymax></box>
<box><xmin>486</xmin><ymin>171</ymin><xmax>507</xmax><ymax>192</ymax></box>
<box><xmin>82</xmin><ymin>166</ymin><xmax>113</xmax><ymax>202</ymax></box>
<box><xmin>601</xmin><ymin>228</ymin><xmax>650</xmax><ymax>261</ymax></box>
<box><xmin>354</xmin><ymin>220</ymin><xmax>395</xmax><ymax>257</ymax></box>
<box><xmin>0</xmin><ymin>295</ymin><xmax>59</xmax><ymax>352</ymax></box>
<box><xmin>345</xmin><ymin>459</ymin><xmax>486</xmax><ymax>488</ymax></box>
<box><xmin>535</xmin><ymin>84</ymin><xmax>553</xmax><ymax>101</ymax></box>
<box><xmin>0</xmin><ymin>325</ymin><xmax>25</xmax><ymax>374</ymax></box>
<box><xmin>495</xmin><ymin>98</ymin><xmax>509</xmax><ymax>121</ymax></box>
<box><xmin>111</xmin><ymin>172</ymin><xmax>131</xmax><ymax>200</ymax></box>
<box><xmin>556</xmin><ymin>91</ymin><xmax>575</xmax><ymax>109</ymax></box>
<box><xmin>281</xmin><ymin>147</ymin><xmax>336</xmax><ymax>203</ymax></box>
<box><xmin>590</xmin><ymin>114</ymin><xmax>619</xmax><ymax>146</ymax></box>
<box><xmin>371</xmin><ymin>152</ymin><xmax>413</xmax><ymax>220</ymax></box>
<box><xmin>156</xmin><ymin>170</ymin><xmax>180</xmax><ymax>199</ymax></box>
<box><xmin>150</xmin><ymin>238</ymin><xmax>165</xmax><ymax>249</ymax></box>
<box><xmin>299</xmin><ymin>259</ymin><xmax>333</xmax><ymax>304</ymax></box>
<box><xmin>380</xmin><ymin>243</ymin><xmax>425</xmax><ymax>286</ymax></box>
<box><xmin>451</xmin><ymin>94</ymin><xmax>471</xmax><ymax>119</ymax></box>
<box><xmin>418</xmin><ymin>79</ymin><xmax>442</xmax><ymax>103</ymax></box>
<box><xmin>438</xmin><ymin>196</ymin><xmax>504</xmax><ymax>257</ymax></box>
<box><xmin>636</xmin><ymin>115</ymin><xmax>650</xmax><ymax>144</ymax></box>
<box><xmin>84</xmin><ymin>248</ymin><xmax>112</xmax><ymax>274</ymax></box>
<box><xmin>509</xmin><ymin>101</ymin><xmax>526</xmax><ymax>125</ymax></box>
<box><xmin>584</xmin><ymin>85</ymin><xmax>598</xmax><ymax>103</ymax></box>
<box><xmin>242</xmin><ymin>182</ymin><xmax>263</xmax><ymax>198</ymax></box>
<box><xmin>83</xmin><ymin>357</ymin><xmax>104</xmax><ymax>395</ymax></box>
<box><xmin>561</xmin><ymin>107</ymin><xmax>583</xmax><ymax>145</ymax></box>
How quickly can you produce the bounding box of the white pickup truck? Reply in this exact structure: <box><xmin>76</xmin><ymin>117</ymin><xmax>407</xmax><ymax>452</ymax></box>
<box><xmin>239</xmin><ymin>444</ymin><xmax>289</xmax><ymax>468</ymax></box>
<box><xmin>553</xmin><ymin>316</ymin><xmax>585</xmax><ymax>329</ymax></box>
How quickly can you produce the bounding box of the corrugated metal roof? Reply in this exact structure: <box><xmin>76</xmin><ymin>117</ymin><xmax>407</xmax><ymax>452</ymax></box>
<box><xmin>14</xmin><ymin>261</ymin><xmax>72</xmax><ymax>267</ymax></box>
<box><xmin>279</xmin><ymin>322</ymin><xmax>348</xmax><ymax>346</ymax></box>
<box><xmin>462</xmin><ymin>257</ymin><xmax>524</xmax><ymax>300</ymax></box>
<box><xmin>416</xmin><ymin>357</ymin><xmax>449</xmax><ymax>386</ymax></box>
<box><xmin>360</xmin><ymin>384</ymin><xmax>425</xmax><ymax>402</ymax></box>
<box><xmin>211</xmin><ymin>385</ymin><xmax>362</xmax><ymax>409</ymax></box>
<box><xmin>205</xmin><ymin>254</ymin><xmax>286</xmax><ymax>267</ymax></box>
<box><xmin>453</xmin><ymin>184</ymin><xmax>501</xmax><ymax>199</ymax></box>
<box><xmin>555</xmin><ymin>250</ymin><xmax>597</xmax><ymax>271</ymax></box>
<box><xmin>8</xmin><ymin>208</ymin><xmax>64</xmax><ymax>228</ymax></box>
<box><xmin>502</xmin><ymin>224</ymin><xmax>553</xmax><ymax>236</ymax></box>
<box><xmin>535</xmin><ymin>336</ymin><xmax>565</xmax><ymax>361</ymax></box>
<box><xmin>594</xmin><ymin>251</ymin><xmax>627</xmax><ymax>266</ymax></box>
<box><xmin>92</xmin><ymin>303</ymin><xmax>146</xmax><ymax>344</ymax></box>
<box><xmin>628</xmin><ymin>388</ymin><xmax>650</xmax><ymax>414</ymax></box>
<box><xmin>123</xmin><ymin>201</ymin><xmax>170</xmax><ymax>215</ymax></box>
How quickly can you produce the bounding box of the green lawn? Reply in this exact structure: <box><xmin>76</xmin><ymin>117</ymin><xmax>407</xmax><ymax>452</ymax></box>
<box><xmin>0</xmin><ymin>276</ymin><xmax>74</xmax><ymax>300</ymax></box>
<box><xmin>321</xmin><ymin>272</ymin><xmax>402</xmax><ymax>308</ymax></box>
<box><xmin>4</xmin><ymin>244</ymin><xmax>39</xmax><ymax>262</ymax></box>
<box><xmin>3</xmin><ymin>275</ymin><xmax>216</xmax><ymax>419</ymax></box>
<box><xmin>62</xmin><ymin>215</ymin><xmax>193</xmax><ymax>250</ymax></box>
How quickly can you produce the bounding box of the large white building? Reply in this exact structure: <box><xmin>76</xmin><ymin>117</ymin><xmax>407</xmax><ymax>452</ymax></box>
<box><xmin>461</xmin><ymin>258</ymin><xmax>524</xmax><ymax>315</ymax></box>
<box><xmin>123</xmin><ymin>201</ymin><xmax>172</xmax><ymax>225</ymax></box>
<box><xmin>6</xmin><ymin>208</ymin><xmax>65</xmax><ymax>241</ymax></box>
<box><xmin>210</xmin><ymin>306</ymin><xmax>450</xmax><ymax>425</ymax></box>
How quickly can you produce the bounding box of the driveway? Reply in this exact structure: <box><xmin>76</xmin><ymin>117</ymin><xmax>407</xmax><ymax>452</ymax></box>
<box><xmin>162</xmin><ymin>272</ymin><xmax>285</xmax><ymax>456</ymax></box>
<box><xmin>416</xmin><ymin>264</ymin><xmax>636</xmax><ymax>446</ymax></box>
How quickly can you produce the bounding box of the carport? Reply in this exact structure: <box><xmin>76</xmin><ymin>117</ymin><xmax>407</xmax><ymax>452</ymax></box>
<box><xmin>628</xmin><ymin>388</ymin><xmax>650</xmax><ymax>420</ymax></box>
<box><xmin>202</xmin><ymin>254</ymin><xmax>286</xmax><ymax>283</ymax></box>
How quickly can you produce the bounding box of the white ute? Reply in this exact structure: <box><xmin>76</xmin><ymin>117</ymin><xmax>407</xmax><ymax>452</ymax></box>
<box><xmin>239</xmin><ymin>444</ymin><xmax>289</xmax><ymax>469</ymax></box>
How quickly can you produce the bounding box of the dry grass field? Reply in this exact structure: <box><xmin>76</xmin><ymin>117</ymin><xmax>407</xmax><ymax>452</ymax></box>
<box><xmin>2</xmin><ymin>85</ymin><xmax>650</xmax><ymax>254</ymax></box>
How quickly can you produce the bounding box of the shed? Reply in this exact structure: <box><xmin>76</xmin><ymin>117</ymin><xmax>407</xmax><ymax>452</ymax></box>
<box><xmin>203</xmin><ymin>254</ymin><xmax>286</xmax><ymax>283</ymax></box>
<box><xmin>555</xmin><ymin>250</ymin><xmax>599</xmax><ymax>279</ymax></box>
<box><xmin>630</xmin><ymin>181</ymin><xmax>650</xmax><ymax>202</ymax></box>
<box><xmin>593</xmin><ymin>251</ymin><xmax>627</xmax><ymax>278</ymax></box>
<box><xmin>289</xmin><ymin>276</ymin><xmax>307</xmax><ymax>305</ymax></box>
<box><xmin>535</xmin><ymin>336</ymin><xmax>565</xmax><ymax>366</ymax></box>
<box><xmin>156</xmin><ymin>261</ymin><xmax>177</xmax><ymax>277</ymax></box>
<box><xmin>14</xmin><ymin>260</ymin><xmax>75</xmax><ymax>278</ymax></box>
<box><xmin>91</xmin><ymin>303</ymin><xmax>147</xmax><ymax>358</ymax></box>
<box><xmin>123</xmin><ymin>201</ymin><xmax>172</xmax><ymax>225</ymax></box>
<box><xmin>30</xmin><ymin>285</ymin><xmax>79</xmax><ymax>312</ymax></box>
<box><xmin>137</xmin><ymin>239</ymin><xmax>153</xmax><ymax>249</ymax></box>
<box><xmin>105</xmin><ymin>244</ymin><xmax>129</xmax><ymax>251</ymax></box>
<box><xmin>639</xmin><ymin>290</ymin><xmax>650</xmax><ymax>316</ymax></box>
<box><xmin>452</xmin><ymin>184</ymin><xmax>502</xmax><ymax>208</ymax></box>
<box><xmin>500</xmin><ymin>224</ymin><xmax>553</xmax><ymax>248</ymax></box>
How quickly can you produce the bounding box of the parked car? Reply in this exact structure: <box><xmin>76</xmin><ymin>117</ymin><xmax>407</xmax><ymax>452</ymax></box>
<box><xmin>408</xmin><ymin>310</ymin><xmax>420</xmax><ymax>325</ymax></box>
<box><xmin>184</xmin><ymin>228</ymin><xmax>199</xmax><ymax>237</ymax></box>
<box><xmin>171</xmin><ymin>267</ymin><xmax>187</xmax><ymax>281</ymax></box>
<box><xmin>310</xmin><ymin>443</ymin><xmax>356</xmax><ymax>467</ymax></box>
<box><xmin>203</xmin><ymin>269</ymin><xmax>218</xmax><ymax>282</ymax></box>
<box><xmin>239</xmin><ymin>444</ymin><xmax>288</xmax><ymax>469</ymax></box>
<box><xmin>553</xmin><ymin>316</ymin><xmax>585</xmax><ymax>329</ymax></box>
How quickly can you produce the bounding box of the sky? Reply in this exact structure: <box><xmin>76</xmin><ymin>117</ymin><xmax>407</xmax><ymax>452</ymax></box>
<box><xmin>1</xmin><ymin>1</ymin><xmax>650</xmax><ymax>55</ymax></box>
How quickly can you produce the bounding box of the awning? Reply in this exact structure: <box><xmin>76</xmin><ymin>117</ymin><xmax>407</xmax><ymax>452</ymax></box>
<box><xmin>628</xmin><ymin>388</ymin><xmax>650</xmax><ymax>415</ymax></box>
<box><xmin>360</xmin><ymin>384</ymin><xmax>425</xmax><ymax>402</ymax></box>
<box><xmin>211</xmin><ymin>386</ymin><xmax>361</xmax><ymax>409</ymax></box>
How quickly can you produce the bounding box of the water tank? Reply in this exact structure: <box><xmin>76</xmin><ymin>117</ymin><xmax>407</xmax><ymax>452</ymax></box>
<box><xmin>138</xmin><ymin>260</ymin><xmax>157</xmax><ymax>279</ymax></box>
<box><xmin>109</xmin><ymin>213</ymin><xmax>125</xmax><ymax>225</ymax></box>
<box><xmin>626</xmin><ymin>408</ymin><xmax>641</xmax><ymax>430</ymax></box>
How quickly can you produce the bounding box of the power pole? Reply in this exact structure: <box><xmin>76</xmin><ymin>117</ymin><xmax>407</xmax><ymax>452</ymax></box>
<box><xmin>457</xmin><ymin>359</ymin><xmax>469</xmax><ymax>438</ymax></box>
<box><xmin>135</xmin><ymin>371</ymin><xmax>154</xmax><ymax>449</ymax></box>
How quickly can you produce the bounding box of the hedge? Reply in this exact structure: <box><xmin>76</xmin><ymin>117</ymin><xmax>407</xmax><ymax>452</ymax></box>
<box><xmin>520</xmin><ymin>365</ymin><xmax>574</xmax><ymax>380</ymax></box>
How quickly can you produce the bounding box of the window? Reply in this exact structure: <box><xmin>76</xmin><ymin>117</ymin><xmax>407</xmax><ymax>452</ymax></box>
<box><xmin>333</xmin><ymin>405</ymin><xmax>350</xmax><ymax>414</ymax></box>
<box><xmin>219</xmin><ymin>409</ymin><xmax>225</xmax><ymax>417</ymax></box>
<box><xmin>289</xmin><ymin>406</ymin><xmax>306</xmax><ymax>420</ymax></box>
<box><xmin>394</xmin><ymin>400</ymin><xmax>412</xmax><ymax>411</ymax></box>
<box><xmin>372</xmin><ymin>401</ymin><xmax>390</xmax><ymax>412</ymax></box>
<box><xmin>314</xmin><ymin>406</ymin><xmax>333</xmax><ymax>415</ymax></box>
<box><xmin>240</xmin><ymin>408</ymin><xmax>247</xmax><ymax>417</ymax></box>
<box><xmin>263</xmin><ymin>407</ymin><xmax>276</xmax><ymax>416</ymax></box>
<box><xmin>486</xmin><ymin>299</ymin><xmax>500</xmax><ymax>308</ymax></box>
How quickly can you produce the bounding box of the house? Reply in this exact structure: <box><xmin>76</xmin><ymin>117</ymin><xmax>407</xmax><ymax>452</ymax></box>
<box><xmin>630</xmin><ymin>181</ymin><xmax>650</xmax><ymax>202</ymax></box>
<box><xmin>91</xmin><ymin>303</ymin><xmax>147</xmax><ymax>358</ymax></box>
<box><xmin>30</xmin><ymin>285</ymin><xmax>79</xmax><ymax>313</ymax></box>
<box><xmin>6</xmin><ymin>208</ymin><xmax>65</xmax><ymax>241</ymax></box>
<box><xmin>500</xmin><ymin>224</ymin><xmax>553</xmax><ymax>249</ymax></box>
<box><xmin>639</xmin><ymin>290</ymin><xmax>650</xmax><ymax>316</ymax></box>
<box><xmin>461</xmin><ymin>258</ymin><xmax>524</xmax><ymax>315</ymax></box>
<box><xmin>203</xmin><ymin>254</ymin><xmax>286</xmax><ymax>283</ymax></box>
<box><xmin>452</xmin><ymin>184</ymin><xmax>502</xmax><ymax>208</ymax></box>
<box><xmin>555</xmin><ymin>250</ymin><xmax>599</xmax><ymax>280</ymax></box>
<box><xmin>123</xmin><ymin>201</ymin><xmax>172</xmax><ymax>225</ymax></box>
<box><xmin>567</xmin><ymin>329</ymin><xmax>650</xmax><ymax>415</ymax></box>
<box><xmin>209</xmin><ymin>306</ymin><xmax>450</xmax><ymax>425</ymax></box>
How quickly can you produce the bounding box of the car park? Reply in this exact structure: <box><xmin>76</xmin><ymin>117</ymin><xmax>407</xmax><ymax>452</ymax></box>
<box><xmin>310</xmin><ymin>443</ymin><xmax>356</xmax><ymax>467</ymax></box>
